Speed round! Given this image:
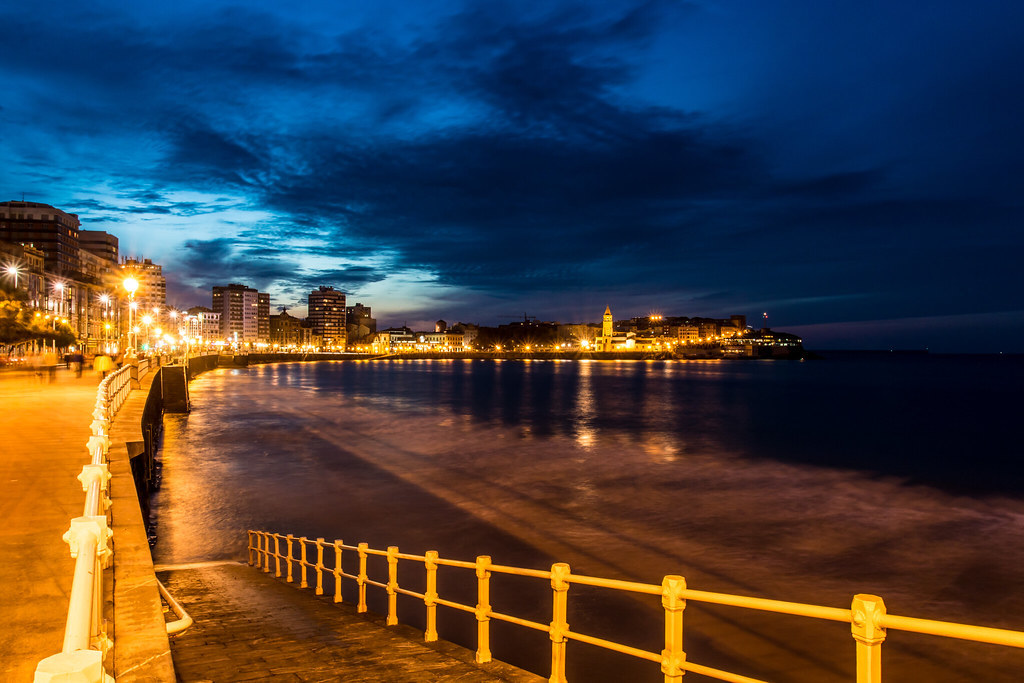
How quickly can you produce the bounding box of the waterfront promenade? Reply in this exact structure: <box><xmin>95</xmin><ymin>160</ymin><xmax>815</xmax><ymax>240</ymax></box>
<box><xmin>1</xmin><ymin>363</ymin><xmax>544</xmax><ymax>682</ymax></box>
<box><xmin>0</xmin><ymin>367</ymin><xmax>101</xmax><ymax>680</ymax></box>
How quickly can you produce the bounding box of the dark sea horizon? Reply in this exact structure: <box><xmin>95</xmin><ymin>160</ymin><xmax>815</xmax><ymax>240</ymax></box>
<box><xmin>152</xmin><ymin>352</ymin><xmax>1024</xmax><ymax>681</ymax></box>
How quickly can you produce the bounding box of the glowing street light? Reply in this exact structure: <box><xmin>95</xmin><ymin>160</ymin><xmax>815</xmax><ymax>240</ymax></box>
<box><xmin>4</xmin><ymin>264</ymin><xmax>20</xmax><ymax>288</ymax></box>
<box><xmin>141</xmin><ymin>313</ymin><xmax>154</xmax><ymax>348</ymax></box>
<box><xmin>124</xmin><ymin>277</ymin><xmax>139</xmax><ymax>352</ymax></box>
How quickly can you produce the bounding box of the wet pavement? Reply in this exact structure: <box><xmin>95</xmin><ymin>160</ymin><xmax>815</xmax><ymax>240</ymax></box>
<box><xmin>157</xmin><ymin>562</ymin><xmax>544</xmax><ymax>683</ymax></box>
<box><xmin>0</xmin><ymin>368</ymin><xmax>104</xmax><ymax>680</ymax></box>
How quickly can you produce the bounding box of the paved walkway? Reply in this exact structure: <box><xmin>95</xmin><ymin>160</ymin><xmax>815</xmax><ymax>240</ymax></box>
<box><xmin>0</xmin><ymin>367</ymin><xmax>104</xmax><ymax>680</ymax></box>
<box><xmin>157</xmin><ymin>563</ymin><xmax>544</xmax><ymax>682</ymax></box>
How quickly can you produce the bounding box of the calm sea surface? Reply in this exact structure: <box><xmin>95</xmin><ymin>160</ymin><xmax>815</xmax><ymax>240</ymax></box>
<box><xmin>153</xmin><ymin>353</ymin><xmax>1024</xmax><ymax>681</ymax></box>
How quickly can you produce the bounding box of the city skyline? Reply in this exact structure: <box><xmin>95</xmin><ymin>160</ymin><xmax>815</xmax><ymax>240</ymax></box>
<box><xmin>2</xmin><ymin>1</ymin><xmax>1023</xmax><ymax>351</ymax></box>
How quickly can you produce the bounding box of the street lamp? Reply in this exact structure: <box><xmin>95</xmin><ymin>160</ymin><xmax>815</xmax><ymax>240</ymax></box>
<box><xmin>98</xmin><ymin>293</ymin><xmax>112</xmax><ymax>351</ymax></box>
<box><xmin>142</xmin><ymin>313</ymin><xmax>153</xmax><ymax>349</ymax></box>
<box><xmin>124</xmin><ymin>277</ymin><xmax>139</xmax><ymax>354</ymax></box>
<box><xmin>54</xmin><ymin>281</ymin><xmax>64</xmax><ymax>315</ymax></box>
<box><xmin>4</xmin><ymin>264</ymin><xmax>19</xmax><ymax>289</ymax></box>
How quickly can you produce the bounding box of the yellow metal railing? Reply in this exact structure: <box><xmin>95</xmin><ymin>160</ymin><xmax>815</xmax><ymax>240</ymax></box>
<box><xmin>247</xmin><ymin>530</ymin><xmax>1024</xmax><ymax>682</ymax></box>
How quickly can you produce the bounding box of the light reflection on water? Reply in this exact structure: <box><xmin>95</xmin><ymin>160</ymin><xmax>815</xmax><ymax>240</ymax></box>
<box><xmin>153</xmin><ymin>355</ymin><xmax>1024</xmax><ymax>682</ymax></box>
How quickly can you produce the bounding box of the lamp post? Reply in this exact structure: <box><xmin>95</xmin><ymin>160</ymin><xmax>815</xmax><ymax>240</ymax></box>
<box><xmin>4</xmin><ymin>264</ymin><xmax>19</xmax><ymax>289</ymax></box>
<box><xmin>141</xmin><ymin>314</ymin><xmax>153</xmax><ymax>350</ymax></box>
<box><xmin>99</xmin><ymin>294</ymin><xmax>112</xmax><ymax>352</ymax></box>
<box><xmin>54</xmin><ymin>281</ymin><xmax>64</xmax><ymax>320</ymax></box>
<box><xmin>124</xmin><ymin>277</ymin><xmax>139</xmax><ymax>354</ymax></box>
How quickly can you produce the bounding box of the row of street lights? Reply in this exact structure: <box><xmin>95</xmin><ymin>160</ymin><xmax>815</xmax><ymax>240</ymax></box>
<box><xmin>3</xmin><ymin>263</ymin><xmax>150</xmax><ymax>354</ymax></box>
<box><xmin>7</xmin><ymin>266</ymin><xmax>236</xmax><ymax>356</ymax></box>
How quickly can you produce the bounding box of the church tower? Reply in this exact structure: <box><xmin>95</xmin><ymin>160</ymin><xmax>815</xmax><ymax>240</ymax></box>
<box><xmin>602</xmin><ymin>306</ymin><xmax>614</xmax><ymax>338</ymax></box>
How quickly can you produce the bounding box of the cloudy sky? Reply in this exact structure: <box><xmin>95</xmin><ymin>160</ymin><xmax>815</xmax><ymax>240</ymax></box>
<box><xmin>2</xmin><ymin>0</ymin><xmax>1022</xmax><ymax>351</ymax></box>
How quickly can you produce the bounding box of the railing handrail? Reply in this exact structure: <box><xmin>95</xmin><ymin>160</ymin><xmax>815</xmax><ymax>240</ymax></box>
<box><xmin>35</xmin><ymin>364</ymin><xmax>136</xmax><ymax>681</ymax></box>
<box><xmin>248</xmin><ymin>530</ymin><xmax>1024</xmax><ymax>683</ymax></box>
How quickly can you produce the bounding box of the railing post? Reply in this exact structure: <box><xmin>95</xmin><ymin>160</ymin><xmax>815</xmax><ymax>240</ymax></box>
<box><xmin>299</xmin><ymin>536</ymin><xmax>309</xmax><ymax>588</ymax></box>
<box><xmin>286</xmin><ymin>534</ymin><xmax>295</xmax><ymax>582</ymax></box>
<box><xmin>273</xmin><ymin>534</ymin><xmax>282</xmax><ymax>577</ymax></box>
<box><xmin>852</xmin><ymin>594</ymin><xmax>886</xmax><ymax>683</ymax></box>
<box><xmin>262</xmin><ymin>532</ymin><xmax>272</xmax><ymax>573</ymax></box>
<box><xmin>315</xmin><ymin>538</ymin><xmax>325</xmax><ymax>595</ymax></box>
<box><xmin>424</xmin><ymin>550</ymin><xmax>439</xmax><ymax>642</ymax></box>
<box><xmin>386</xmin><ymin>546</ymin><xmax>399</xmax><ymax>625</ymax></box>
<box><xmin>334</xmin><ymin>540</ymin><xmax>344</xmax><ymax>603</ymax></box>
<box><xmin>476</xmin><ymin>555</ymin><xmax>492</xmax><ymax>663</ymax></box>
<box><xmin>549</xmin><ymin>562</ymin><xmax>571</xmax><ymax>683</ymax></box>
<box><xmin>247</xmin><ymin>531</ymin><xmax>254</xmax><ymax>566</ymax></box>
<box><xmin>661</xmin><ymin>575</ymin><xmax>686</xmax><ymax>682</ymax></box>
<box><xmin>357</xmin><ymin>542</ymin><xmax>368</xmax><ymax>613</ymax></box>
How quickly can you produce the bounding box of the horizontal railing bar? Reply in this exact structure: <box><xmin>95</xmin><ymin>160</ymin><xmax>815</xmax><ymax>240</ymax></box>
<box><xmin>883</xmin><ymin>614</ymin><xmax>1024</xmax><ymax>648</ymax></box>
<box><xmin>395</xmin><ymin>552</ymin><xmax>426</xmax><ymax>562</ymax></box>
<box><xmin>489</xmin><ymin>563</ymin><xmax>552</xmax><ymax>579</ymax></box>
<box><xmin>684</xmin><ymin>661</ymin><xmax>770</xmax><ymax>683</ymax></box>
<box><xmin>435</xmin><ymin>557</ymin><xmax>477</xmax><ymax>569</ymax></box>
<box><xmin>435</xmin><ymin>596</ymin><xmax>477</xmax><ymax>615</ymax></box>
<box><xmin>338</xmin><ymin>571</ymin><xmax>358</xmax><ymax>581</ymax></box>
<box><xmin>563</xmin><ymin>629</ymin><xmax>661</xmax><ymax>663</ymax></box>
<box><xmin>396</xmin><ymin>587</ymin><xmax>425</xmax><ymax>600</ymax></box>
<box><xmin>567</xmin><ymin>573</ymin><xmax>661</xmax><ymax>596</ymax></box>
<box><xmin>62</xmin><ymin>533</ymin><xmax>99</xmax><ymax>653</ymax></box>
<box><xmin>365</xmin><ymin>578</ymin><xmax>387</xmax><ymax>590</ymax></box>
<box><xmin>683</xmin><ymin>588</ymin><xmax>852</xmax><ymax>623</ymax></box>
<box><xmin>489</xmin><ymin>610</ymin><xmax>549</xmax><ymax>632</ymax></box>
<box><xmin>364</xmin><ymin>548</ymin><xmax>388</xmax><ymax>557</ymax></box>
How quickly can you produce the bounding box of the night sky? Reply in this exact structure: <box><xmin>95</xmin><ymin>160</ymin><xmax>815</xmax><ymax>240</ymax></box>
<box><xmin>2</xmin><ymin>1</ymin><xmax>1022</xmax><ymax>352</ymax></box>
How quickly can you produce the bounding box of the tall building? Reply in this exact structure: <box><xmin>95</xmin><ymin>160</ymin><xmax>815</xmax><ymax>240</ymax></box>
<box><xmin>213</xmin><ymin>283</ymin><xmax>260</xmax><ymax>343</ymax></box>
<box><xmin>79</xmin><ymin>230</ymin><xmax>119</xmax><ymax>265</ymax></box>
<box><xmin>0</xmin><ymin>200</ymin><xmax>81</xmax><ymax>275</ymax></box>
<box><xmin>120</xmin><ymin>257</ymin><xmax>166</xmax><ymax>314</ymax></box>
<box><xmin>257</xmin><ymin>292</ymin><xmax>270</xmax><ymax>343</ymax></box>
<box><xmin>308</xmin><ymin>286</ymin><xmax>346</xmax><ymax>348</ymax></box>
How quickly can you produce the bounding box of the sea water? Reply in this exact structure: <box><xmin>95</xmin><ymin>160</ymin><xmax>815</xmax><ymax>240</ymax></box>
<box><xmin>152</xmin><ymin>353</ymin><xmax>1024</xmax><ymax>681</ymax></box>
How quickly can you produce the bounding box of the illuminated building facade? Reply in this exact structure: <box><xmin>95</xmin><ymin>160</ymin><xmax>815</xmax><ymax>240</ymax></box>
<box><xmin>213</xmin><ymin>283</ymin><xmax>260</xmax><ymax>343</ymax></box>
<box><xmin>121</xmin><ymin>258</ymin><xmax>166</xmax><ymax>314</ymax></box>
<box><xmin>0</xmin><ymin>201</ymin><xmax>81</xmax><ymax>275</ymax></box>
<box><xmin>308</xmin><ymin>286</ymin><xmax>346</xmax><ymax>348</ymax></box>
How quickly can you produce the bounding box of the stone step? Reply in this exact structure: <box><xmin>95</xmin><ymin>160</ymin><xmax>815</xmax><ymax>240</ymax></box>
<box><xmin>157</xmin><ymin>563</ymin><xmax>545</xmax><ymax>682</ymax></box>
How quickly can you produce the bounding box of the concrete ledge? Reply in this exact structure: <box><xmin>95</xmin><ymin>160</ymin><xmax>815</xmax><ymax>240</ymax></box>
<box><xmin>107</xmin><ymin>372</ymin><xmax>175</xmax><ymax>682</ymax></box>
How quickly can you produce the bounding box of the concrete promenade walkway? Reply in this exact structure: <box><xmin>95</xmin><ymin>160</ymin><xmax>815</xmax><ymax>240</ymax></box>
<box><xmin>157</xmin><ymin>562</ymin><xmax>544</xmax><ymax>682</ymax></box>
<box><xmin>0</xmin><ymin>367</ymin><xmax>104</xmax><ymax>680</ymax></box>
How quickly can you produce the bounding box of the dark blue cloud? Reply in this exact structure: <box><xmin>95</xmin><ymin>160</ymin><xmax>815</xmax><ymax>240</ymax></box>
<box><xmin>1</xmin><ymin>0</ymin><xmax>1022</xmax><ymax>350</ymax></box>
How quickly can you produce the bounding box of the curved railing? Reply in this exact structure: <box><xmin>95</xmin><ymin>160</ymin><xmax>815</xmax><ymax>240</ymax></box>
<box><xmin>34</xmin><ymin>365</ymin><xmax>134</xmax><ymax>682</ymax></box>
<box><xmin>248</xmin><ymin>530</ymin><xmax>1024</xmax><ymax>683</ymax></box>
